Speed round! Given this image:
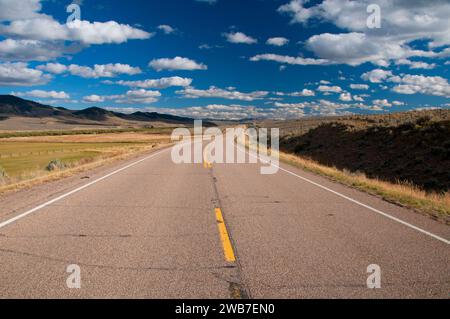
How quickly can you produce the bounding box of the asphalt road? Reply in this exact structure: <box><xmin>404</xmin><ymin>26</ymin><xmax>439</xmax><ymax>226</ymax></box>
<box><xmin>0</xmin><ymin>142</ymin><xmax>449</xmax><ymax>298</ymax></box>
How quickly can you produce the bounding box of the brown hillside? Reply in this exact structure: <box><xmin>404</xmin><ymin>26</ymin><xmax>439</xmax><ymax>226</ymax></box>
<box><xmin>280</xmin><ymin>117</ymin><xmax>450</xmax><ymax>193</ymax></box>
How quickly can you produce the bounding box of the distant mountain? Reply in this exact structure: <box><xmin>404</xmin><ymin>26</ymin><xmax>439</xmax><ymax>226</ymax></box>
<box><xmin>0</xmin><ymin>95</ymin><xmax>72</xmax><ymax>118</ymax></box>
<box><xmin>73</xmin><ymin>107</ymin><xmax>116</xmax><ymax>121</ymax></box>
<box><xmin>0</xmin><ymin>95</ymin><xmax>213</xmax><ymax>127</ymax></box>
<box><xmin>119</xmin><ymin>111</ymin><xmax>200</xmax><ymax>125</ymax></box>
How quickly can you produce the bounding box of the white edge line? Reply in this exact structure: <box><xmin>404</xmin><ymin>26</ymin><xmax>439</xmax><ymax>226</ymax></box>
<box><xmin>238</xmin><ymin>145</ymin><xmax>450</xmax><ymax>245</ymax></box>
<box><xmin>0</xmin><ymin>147</ymin><xmax>170</xmax><ymax>230</ymax></box>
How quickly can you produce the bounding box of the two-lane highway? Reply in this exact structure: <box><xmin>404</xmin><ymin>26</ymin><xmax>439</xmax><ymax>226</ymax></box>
<box><xmin>0</xmin><ymin>142</ymin><xmax>449</xmax><ymax>298</ymax></box>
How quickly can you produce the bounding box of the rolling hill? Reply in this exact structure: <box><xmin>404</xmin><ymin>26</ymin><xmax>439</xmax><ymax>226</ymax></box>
<box><xmin>0</xmin><ymin>95</ymin><xmax>211</xmax><ymax>130</ymax></box>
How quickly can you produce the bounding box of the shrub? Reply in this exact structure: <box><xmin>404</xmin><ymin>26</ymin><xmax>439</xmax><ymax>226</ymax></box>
<box><xmin>0</xmin><ymin>166</ymin><xmax>8</xmax><ymax>184</ymax></box>
<box><xmin>46</xmin><ymin>159</ymin><xmax>67</xmax><ymax>171</ymax></box>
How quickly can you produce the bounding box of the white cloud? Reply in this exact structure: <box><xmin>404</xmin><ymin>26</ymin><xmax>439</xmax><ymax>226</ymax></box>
<box><xmin>275</xmin><ymin>89</ymin><xmax>315</xmax><ymax>97</ymax></box>
<box><xmin>67</xmin><ymin>63</ymin><xmax>142</xmax><ymax>78</ymax></box>
<box><xmin>84</xmin><ymin>90</ymin><xmax>162</xmax><ymax>105</ymax></box>
<box><xmin>372</xmin><ymin>99</ymin><xmax>392</xmax><ymax>108</ymax></box>
<box><xmin>339</xmin><ymin>92</ymin><xmax>352</xmax><ymax>102</ymax></box>
<box><xmin>114</xmin><ymin>77</ymin><xmax>193</xmax><ymax>89</ymax></box>
<box><xmin>250</xmin><ymin>53</ymin><xmax>328</xmax><ymax>66</ymax></box>
<box><xmin>0</xmin><ymin>39</ymin><xmax>65</xmax><ymax>61</ymax></box>
<box><xmin>1</xmin><ymin>18</ymin><xmax>153</xmax><ymax>45</ymax></box>
<box><xmin>317</xmin><ymin>85</ymin><xmax>342</xmax><ymax>93</ymax></box>
<box><xmin>176</xmin><ymin>86</ymin><xmax>269</xmax><ymax>101</ymax></box>
<box><xmin>275</xmin><ymin>102</ymin><xmax>308</xmax><ymax>108</ymax></box>
<box><xmin>149</xmin><ymin>57</ymin><xmax>207</xmax><ymax>71</ymax></box>
<box><xmin>116</xmin><ymin>89</ymin><xmax>161</xmax><ymax>104</ymax></box>
<box><xmin>361</xmin><ymin>69</ymin><xmax>393</xmax><ymax>83</ymax></box>
<box><xmin>158</xmin><ymin>25</ymin><xmax>176</xmax><ymax>35</ymax></box>
<box><xmin>38</xmin><ymin>63</ymin><xmax>141</xmax><ymax>78</ymax></box>
<box><xmin>266</xmin><ymin>37</ymin><xmax>289</xmax><ymax>46</ymax></box>
<box><xmin>293</xmin><ymin>89</ymin><xmax>315</xmax><ymax>97</ymax></box>
<box><xmin>0</xmin><ymin>0</ymin><xmax>42</xmax><ymax>21</ymax></box>
<box><xmin>278</xmin><ymin>0</ymin><xmax>449</xmax><ymax>66</ymax></box>
<box><xmin>14</xmin><ymin>90</ymin><xmax>70</xmax><ymax>99</ymax></box>
<box><xmin>36</xmin><ymin>62</ymin><xmax>68</xmax><ymax>74</ymax></box>
<box><xmin>305</xmin><ymin>32</ymin><xmax>435</xmax><ymax>67</ymax></box>
<box><xmin>0</xmin><ymin>1</ymin><xmax>152</xmax><ymax>62</ymax></box>
<box><xmin>0</xmin><ymin>62</ymin><xmax>51</xmax><ymax>86</ymax></box>
<box><xmin>105</xmin><ymin>98</ymin><xmax>377</xmax><ymax>120</ymax></box>
<box><xmin>396</xmin><ymin>59</ymin><xmax>437</xmax><ymax>70</ymax></box>
<box><xmin>350</xmin><ymin>84</ymin><xmax>369</xmax><ymax>90</ymax></box>
<box><xmin>224</xmin><ymin>32</ymin><xmax>257</xmax><ymax>44</ymax></box>
<box><xmin>390</xmin><ymin>74</ymin><xmax>450</xmax><ymax>98</ymax></box>
<box><xmin>83</xmin><ymin>95</ymin><xmax>105</xmax><ymax>103</ymax></box>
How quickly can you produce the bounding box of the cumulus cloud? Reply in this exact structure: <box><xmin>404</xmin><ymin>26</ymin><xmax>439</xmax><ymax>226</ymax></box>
<box><xmin>361</xmin><ymin>69</ymin><xmax>450</xmax><ymax>97</ymax></box>
<box><xmin>83</xmin><ymin>94</ymin><xmax>105</xmax><ymax>103</ymax></box>
<box><xmin>36</xmin><ymin>63</ymin><xmax>141</xmax><ymax>78</ymax></box>
<box><xmin>317</xmin><ymin>85</ymin><xmax>343</xmax><ymax>93</ymax></box>
<box><xmin>275</xmin><ymin>89</ymin><xmax>315</xmax><ymax>97</ymax></box>
<box><xmin>36</xmin><ymin>62</ymin><xmax>68</xmax><ymax>74</ymax></box>
<box><xmin>13</xmin><ymin>90</ymin><xmax>70</xmax><ymax>99</ymax></box>
<box><xmin>250</xmin><ymin>53</ymin><xmax>328</xmax><ymax>66</ymax></box>
<box><xmin>0</xmin><ymin>0</ymin><xmax>152</xmax><ymax>62</ymax></box>
<box><xmin>266</xmin><ymin>37</ymin><xmax>289</xmax><ymax>46</ymax></box>
<box><xmin>176</xmin><ymin>86</ymin><xmax>269</xmax><ymax>101</ymax></box>
<box><xmin>149</xmin><ymin>57</ymin><xmax>207</xmax><ymax>71</ymax></box>
<box><xmin>224</xmin><ymin>32</ymin><xmax>257</xmax><ymax>44</ymax></box>
<box><xmin>0</xmin><ymin>62</ymin><xmax>51</xmax><ymax>86</ymax></box>
<box><xmin>83</xmin><ymin>89</ymin><xmax>162</xmax><ymax>105</ymax></box>
<box><xmin>339</xmin><ymin>92</ymin><xmax>352</xmax><ymax>102</ymax></box>
<box><xmin>372</xmin><ymin>99</ymin><xmax>392</xmax><ymax>107</ymax></box>
<box><xmin>67</xmin><ymin>63</ymin><xmax>142</xmax><ymax>78</ymax></box>
<box><xmin>274</xmin><ymin>102</ymin><xmax>308</xmax><ymax>108</ymax></box>
<box><xmin>158</xmin><ymin>25</ymin><xmax>176</xmax><ymax>35</ymax></box>
<box><xmin>361</xmin><ymin>69</ymin><xmax>393</xmax><ymax>83</ymax></box>
<box><xmin>0</xmin><ymin>39</ymin><xmax>68</xmax><ymax>61</ymax></box>
<box><xmin>105</xmin><ymin>98</ymin><xmax>395</xmax><ymax>120</ymax></box>
<box><xmin>305</xmin><ymin>32</ymin><xmax>435</xmax><ymax>67</ymax></box>
<box><xmin>350</xmin><ymin>84</ymin><xmax>369</xmax><ymax>90</ymax></box>
<box><xmin>278</xmin><ymin>0</ymin><xmax>449</xmax><ymax>66</ymax></box>
<box><xmin>396</xmin><ymin>59</ymin><xmax>437</xmax><ymax>70</ymax></box>
<box><xmin>390</xmin><ymin>74</ymin><xmax>450</xmax><ymax>98</ymax></box>
<box><xmin>114</xmin><ymin>77</ymin><xmax>193</xmax><ymax>89</ymax></box>
<box><xmin>0</xmin><ymin>18</ymin><xmax>152</xmax><ymax>45</ymax></box>
<box><xmin>0</xmin><ymin>0</ymin><xmax>42</xmax><ymax>21</ymax></box>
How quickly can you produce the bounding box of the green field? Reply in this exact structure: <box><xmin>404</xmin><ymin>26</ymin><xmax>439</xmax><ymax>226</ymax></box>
<box><xmin>0</xmin><ymin>142</ymin><xmax>140</xmax><ymax>177</ymax></box>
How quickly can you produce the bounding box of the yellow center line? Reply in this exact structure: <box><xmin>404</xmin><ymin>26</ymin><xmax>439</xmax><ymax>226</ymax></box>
<box><xmin>215</xmin><ymin>207</ymin><xmax>236</xmax><ymax>263</ymax></box>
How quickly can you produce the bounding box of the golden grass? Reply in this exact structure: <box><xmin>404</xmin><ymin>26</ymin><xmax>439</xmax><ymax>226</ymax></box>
<box><xmin>3</xmin><ymin>132</ymin><xmax>172</xmax><ymax>143</ymax></box>
<box><xmin>0</xmin><ymin>139</ymin><xmax>173</xmax><ymax>196</ymax></box>
<box><xmin>279</xmin><ymin>151</ymin><xmax>450</xmax><ymax>223</ymax></box>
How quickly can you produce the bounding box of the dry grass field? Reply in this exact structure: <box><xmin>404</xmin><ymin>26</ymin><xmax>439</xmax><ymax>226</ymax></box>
<box><xmin>0</xmin><ymin>131</ymin><xmax>172</xmax><ymax>195</ymax></box>
<box><xmin>260</xmin><ymin>109</ymin><xmax>450</xmax><ymax>137</ymax></box>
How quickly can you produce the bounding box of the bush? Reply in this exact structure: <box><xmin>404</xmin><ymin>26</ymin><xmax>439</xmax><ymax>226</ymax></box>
<box><xmin>46</xmin><ymin>159</ymin><xmax>67</xmax><ymax>171</ymax></box>
<box><xmin>0</xmin><ymin>166</ymin><xmax>8</xmax><ymax>184</ymax></box>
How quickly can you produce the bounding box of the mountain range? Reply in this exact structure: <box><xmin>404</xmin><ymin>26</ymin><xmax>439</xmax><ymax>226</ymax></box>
<box><xmin>0</xmin><ymin>95</ymin><xmax>213</xmax><ymax>129</ymax></box>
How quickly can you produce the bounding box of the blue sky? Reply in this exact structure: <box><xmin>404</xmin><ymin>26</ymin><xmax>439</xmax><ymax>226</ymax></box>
<box><xmin>0</xmin><ymin>0</ymin><xmax>449</xmax><ymax>120</ymax></box>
